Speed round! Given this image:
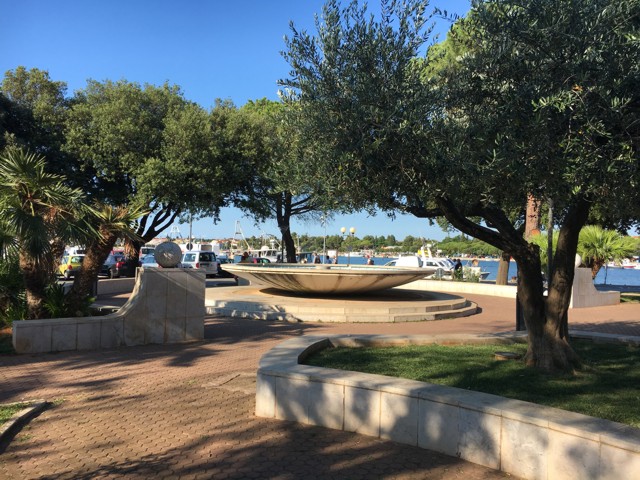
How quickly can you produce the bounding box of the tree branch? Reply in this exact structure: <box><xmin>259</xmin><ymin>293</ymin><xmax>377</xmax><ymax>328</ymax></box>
<box><xmin>435</xmin><ymin>196</ymin><xmax>513</xmax><ymax>252</ymax></box>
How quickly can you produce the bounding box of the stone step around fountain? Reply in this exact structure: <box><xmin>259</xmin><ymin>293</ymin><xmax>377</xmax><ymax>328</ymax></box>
<box><xmin>206</xmin><ymin>293</ymin><xmax>478</xmax><ymax>323</ymax></box>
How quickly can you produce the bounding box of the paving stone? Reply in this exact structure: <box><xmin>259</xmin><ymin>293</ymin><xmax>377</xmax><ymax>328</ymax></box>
<box><xmin>1</xmin><ymin>295</ymin><xmax>638</xmax><ymax>479</ymax></box>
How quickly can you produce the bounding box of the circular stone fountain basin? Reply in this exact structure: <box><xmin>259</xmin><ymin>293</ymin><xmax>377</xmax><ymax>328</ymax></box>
<box><xmin>222</xmin><ymin>264</ymin><xmax>435</xmax><ymax>295</ymax></box>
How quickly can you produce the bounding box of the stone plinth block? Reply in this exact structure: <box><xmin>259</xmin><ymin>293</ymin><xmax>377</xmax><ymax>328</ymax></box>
<box><xmin>12</xmin><ymin>268</ymin><xmax>205</xmax><ymax>354</ymax></box>
<box><xmin>570</xmin><ymin>268</ymin><xmax>620</xmax><ymax>308</ymax></box>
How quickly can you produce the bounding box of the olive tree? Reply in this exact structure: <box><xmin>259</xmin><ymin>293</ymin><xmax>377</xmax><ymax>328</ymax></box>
<box><xmin>218</xmin><ymin>99</ymin><xmax>344</xmax><ymax>262</ymax></box>
<box><xmin>281</xmin><ymin>0</ymin><xmax>639</xmax><ymax>370</ymax></box>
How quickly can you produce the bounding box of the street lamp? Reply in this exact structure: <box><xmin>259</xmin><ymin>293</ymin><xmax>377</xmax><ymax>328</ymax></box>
<box><xmin>321</xmin><ymin>214</ymin><xmax>327</xmax><ymax>262</ymax></box>
<box><xmin>341</xmin><ymin>227</ymin><xmax>356</xmax><ymax>265</ymax></box>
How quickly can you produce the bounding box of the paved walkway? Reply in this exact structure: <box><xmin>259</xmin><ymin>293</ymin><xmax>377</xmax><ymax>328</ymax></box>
<box><xmin>1</xmin><ymin>287</ymin><xmax>639</xmax><ymax>479</ymax></box>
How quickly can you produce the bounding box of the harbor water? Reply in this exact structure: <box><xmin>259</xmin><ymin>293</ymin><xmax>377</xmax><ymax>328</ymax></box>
<box><xmin>335</xmin><ymin>256</ymin><xmax>640</xmax><ymax>289</ymax></box>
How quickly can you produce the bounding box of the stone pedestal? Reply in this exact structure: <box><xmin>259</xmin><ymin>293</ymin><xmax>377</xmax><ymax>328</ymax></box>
<box><xmin>570</xmin><ymin>268</ymin><xmax>619</xmax><ymax>308</ymax></box>
<box><xmin>13</xmin><ymin>268</ymin><xmax>206</xmax><ymax>354</ymax></box>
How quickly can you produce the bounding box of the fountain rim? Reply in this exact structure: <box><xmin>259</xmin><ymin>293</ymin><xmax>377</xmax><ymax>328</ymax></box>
<box><xmin>222</xmin><ymin>263</ymin><xmax>434</xmax><ymax>276</ymax></box>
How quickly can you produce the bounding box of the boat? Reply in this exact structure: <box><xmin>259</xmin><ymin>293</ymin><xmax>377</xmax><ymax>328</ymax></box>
<box><xmin>248</xmin><ymin>245</ymin><xmax>281</xmax><ymax>263</ymax></box>
<box><xmin>418</xmin><ymin>246</ymin><xmax>490</xmax><ymax>281</ymax></box>
<box><xmin>609</xmin><ymin>258</ymin><xmax>640</xmax><ymax>270</ymax></box>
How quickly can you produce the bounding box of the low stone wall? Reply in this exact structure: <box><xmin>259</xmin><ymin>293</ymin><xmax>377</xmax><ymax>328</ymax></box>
<box><xmin>399</xmin><ymin>279</ymin><xmax>518</xmax><ymax>298</ymax></box>
<box><xmin>570</xmin><ymin>268</ymin><xmax>620</xmax><ymax>308</ymax></box>
<box><xmin>404</xmin><ymin>270</ymin><xmax>621</xmax><ymax>309</ymax></box>
<box><xmin>13</xmin><ymin>268</ymin><xmax>205</xmax><ymax>354</ymax></box>
<box><xmin>96</xmin><ymin>277</ymin><xmax>136</xmax><ymax>296</ymax></box>
<box><xmin>256</xmin><ymin>334</ymin><xmax>640</xmax><ymax>480</ymax></box>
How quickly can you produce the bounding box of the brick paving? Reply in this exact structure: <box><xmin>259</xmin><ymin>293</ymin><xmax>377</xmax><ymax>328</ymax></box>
<box><xmin>1</xmin><ymin>288</ymin><xmax>638</xmax><ymax>479</ymax></box>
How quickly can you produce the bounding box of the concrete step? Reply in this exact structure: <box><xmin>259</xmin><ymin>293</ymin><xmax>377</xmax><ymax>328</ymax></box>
<box><xmin>206</xmin><ymin>300</ymin><xmax>478</xmax><ymax>323</ymax></box>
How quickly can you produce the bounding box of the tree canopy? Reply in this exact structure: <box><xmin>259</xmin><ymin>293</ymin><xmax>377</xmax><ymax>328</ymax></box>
<box><xmin>63</xmin><ymin>79</ymin><xmax>235</xmax><ymax>250</ymax></box>
<box><xmin>281</xmin><ymin>0</ymin><xmax>640</xmax><ymax>370</ymax></box>
<box><xmin>221</xmin><ymin>98</ymin><xmax>350</xmax><ymax>261</ymax></box>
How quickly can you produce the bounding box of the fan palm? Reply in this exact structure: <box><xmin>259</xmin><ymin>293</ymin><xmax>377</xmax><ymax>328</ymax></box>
<box><xmin>0</xmin><ymin>148</ymin><xmax>91</xmax><ymax>319</ymax></box>
<box><xmin>578</xmin><ymin>226</ymin><xmax>636</xmax><ymax>280</ymax></box>
<box><xmin>64</xmin><ymin>203</ymin><xmax>147</xmax><ymax>315</ymax></box>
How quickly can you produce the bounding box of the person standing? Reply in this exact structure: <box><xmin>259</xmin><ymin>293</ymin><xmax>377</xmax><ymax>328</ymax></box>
<box><xmin>453</xmin><ymin>258</ymin><xmax>463</xmax><ymax>279</ymax></box>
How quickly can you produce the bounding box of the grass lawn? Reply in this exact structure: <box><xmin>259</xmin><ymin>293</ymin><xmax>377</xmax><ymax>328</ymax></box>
<box><xmin>0</xmin><ymin>403</ymin><xmax>26</xmax><ymax>427</ymax></box>
<box><xmin>304</xmin><ymin>340</ymin><xmax>640</xmax><ymax>428</ymax></box>
<box><xmin>621</xmin><ymin>292</ymin><xmax>640</xmax><ymax>303</ymax></box>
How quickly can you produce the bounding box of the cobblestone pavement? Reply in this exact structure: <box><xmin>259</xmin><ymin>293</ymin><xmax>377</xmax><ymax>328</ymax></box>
<box><xmin>1</xmin><ymin>292</ymin><xmax>638</xmax><ymax>479</ymax></box>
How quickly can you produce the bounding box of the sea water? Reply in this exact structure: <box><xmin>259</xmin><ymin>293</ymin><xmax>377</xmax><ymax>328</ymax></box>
<box><xmin>336</xmin><ymin>256</ymin><xmax>640</xmax><ymax>288</ymax></box>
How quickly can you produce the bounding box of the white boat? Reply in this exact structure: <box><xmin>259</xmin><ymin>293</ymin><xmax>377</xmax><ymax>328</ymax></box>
<box><xmin>418</xmin><ymin>247</ymin><xmax>490</xmax><ymax>281</ymax></box>
<box><xmin>248</xmin><ymin>245</ymin><xmax>280</xmax><ymax>263</ymax></box>
<box><xmin>610</xmin><ymin>259</ymin><xmax>640</xmax><ymax>270</ymax></box>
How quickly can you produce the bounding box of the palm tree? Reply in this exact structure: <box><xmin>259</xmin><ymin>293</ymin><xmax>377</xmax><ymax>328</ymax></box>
<box><xmin>0</xmin><ymin>148</ymin><xmax>90</xmax><ymax>319</ymax></box>
<box><xmin>578</xmin><ymin>226</ymin><xmax>636</xmax><ymax>280</ymax></box>
<box><xmin>65</xmin><ymin>203</ymin><xmax>147</xmax><ymax>315</ymax></box>
<box><xmin>0</xmin><ymin>221</ymin><xmax>24</xmax><ymax>323</ymax></box>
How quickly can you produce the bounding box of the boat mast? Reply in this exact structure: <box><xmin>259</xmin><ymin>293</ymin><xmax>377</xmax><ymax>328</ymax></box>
<box><xmin>233</xmin><ymin>221</ymin><xmax>252</xmax><ymax>255</ymax></box>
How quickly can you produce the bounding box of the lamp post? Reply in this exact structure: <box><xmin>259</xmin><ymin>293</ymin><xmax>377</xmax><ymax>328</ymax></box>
<box><xmin>321</xmin><ymin>214</ymin><xmax>327</xmax><ymax>262</ymax></box>
<box><xmin>341</xmin><ymin>226</ymin><xmax>356</xmax><ymax>265</ymax></box>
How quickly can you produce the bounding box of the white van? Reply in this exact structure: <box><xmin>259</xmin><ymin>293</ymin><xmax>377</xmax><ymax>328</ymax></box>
<box><xmin>181</xmin><ymin>251</ymin><xmax>219</xmax><ymax>277</ymax></box>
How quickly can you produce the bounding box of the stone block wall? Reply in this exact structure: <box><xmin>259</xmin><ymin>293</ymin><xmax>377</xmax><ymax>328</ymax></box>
<box><xmin>12</xmin><ymin>268</ymin><xmax>205</xmax><ymax>354</ymax></box>
<box><xmin>570</xmin><ymin>268</ymin><xmax>620</xmax><ymax>308</ymax></box>
<box><xmin>256</xmin><ymin>334</ymin><xmax>640</xmax><ymax>480</ymax></box>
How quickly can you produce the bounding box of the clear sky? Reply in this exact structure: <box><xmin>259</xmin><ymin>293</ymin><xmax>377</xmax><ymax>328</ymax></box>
<box><xmin>1</xmin><ymin>0</ymin><xmax>471</xmax><ymax>242</ymax></box>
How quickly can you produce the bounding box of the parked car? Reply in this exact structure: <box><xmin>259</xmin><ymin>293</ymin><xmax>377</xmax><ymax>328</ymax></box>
<box><xmin>181</xmin><ymin>250</ymin><xmax>219</xmax><ymax>277</ymax></box>
<box><xmin>100</xmin><ymin>254</ymin><xmax>138</xmax><ymax>278</ymax></box>
<box><xmin>216</xmin><ymin>255</ymin><xmax>235</xmax><ymax>278</ymax></box>
<box><xmin>139</xmin><ymin>246</ymin><xmax>156</xmax><ymax>258</ymax></box>
<box><xmin>139</xmin><ymin>254</ymin><xmax>183</xmax><ymax>269</ymax></box>
<box><xmin>58</xmin><ymin>254</ymin><xmax>85</xmax><ymax>279</ymax></box>
<box><xmin>140</xmin><ymin>254</ymin><xmax>160</xmax><ymax>268</ymax></box>
<box><xmin>233</xmin><ymin>254</ymin><xmax>272</xmax><ymax>264</ymax></box>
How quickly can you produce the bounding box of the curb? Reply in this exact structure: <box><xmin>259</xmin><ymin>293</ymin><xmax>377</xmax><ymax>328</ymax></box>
<box><xmin>0</xmin><ymin>400</ymin><xmax>48</xmax><ymax>453</ymax></box>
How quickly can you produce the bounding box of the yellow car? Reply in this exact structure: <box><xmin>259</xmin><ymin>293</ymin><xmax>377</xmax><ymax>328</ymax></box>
<box><xmin>58</xmin><ymin>254</ymin><xmax>85</xmax><ymax>279</ymax></box>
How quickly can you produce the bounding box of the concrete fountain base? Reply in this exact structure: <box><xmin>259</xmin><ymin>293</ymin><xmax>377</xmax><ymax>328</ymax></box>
<box><xmin>206</xmin><ymin>286</ymin><xmax>478</xmax><ymax>323</ymax></box>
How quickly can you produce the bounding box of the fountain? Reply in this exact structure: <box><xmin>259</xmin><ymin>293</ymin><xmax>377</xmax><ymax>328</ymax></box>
<box><xmin>211</xmin><ymin>263</ymin><xmax>478</xmax><ymax>322</ymax></box>
<box><xmin>222</xmin><ymin>263</ymin><xmax>436</xmax><ymax>295</ymax></box>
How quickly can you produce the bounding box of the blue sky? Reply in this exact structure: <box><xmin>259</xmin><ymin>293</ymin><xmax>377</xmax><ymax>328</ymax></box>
<box><xmin>1</xmin><ymin>0</ymin><xmax>471</xmax><ymax>242</ymax></box>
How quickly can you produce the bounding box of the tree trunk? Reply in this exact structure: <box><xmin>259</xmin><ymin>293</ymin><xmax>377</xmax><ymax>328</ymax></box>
<box><xmin>525</xmin><ymin>195</ymin><xmax>541</xmax><ymax>239</ymax></box>
<box><xmin>276</xmin><ymin>192</ymin><xmax>297</xmax><ymax>263</ymax></box>
<box><xmin>495</xmin><ymin>251</ymin><xmax>511</xmax><ymax>285</ymax></box>
<box><xmin>66</xmin><ymin>233</ymin><xmax>117</xmax><ymax>316</ymax></box>
<box><xmin>514</xmin><ymin>245</ymin><xmax>575</xmax><ymax>371</ymax></box>
<box><xmin>590</xmin><ymin>260</ymin><xmax>604</xmax><ymax>280</ymax></box>
<box><xmin>518</xmin><ymin>199</ymin><xmax>589</xmax><ymax>371</ymax></box>
<box><xmin>430</xmin><ymin>195</ymin><xmax>590</xmax><ymax>372</ymax></box>
<box><xmin>280</xmin><ymin>225</ymin><xmax>297</xmax><ymax>262</ymax></box>
<box><xmin>20</xmin><ymin>254</ymin><xmax>49</xmax><ymax>319</ymax></box>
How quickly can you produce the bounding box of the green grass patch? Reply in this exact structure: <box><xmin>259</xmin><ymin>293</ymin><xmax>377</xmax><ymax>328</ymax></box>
<box><xmin>304</xmin><ymin>340</ymin><xmax>640</xmax><ymax>428</ymax></box>
<box><xmin>621</xmin><ymin>293</ymin><xmax>640</xmax><ymax>303</ymax></box>
<box><xmin>0</xmin><ymin>403</ymin><xmax>26</xmax><ymax>426</ymax></box>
